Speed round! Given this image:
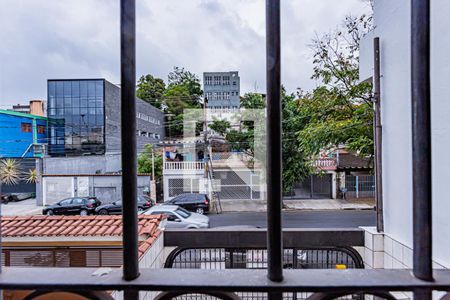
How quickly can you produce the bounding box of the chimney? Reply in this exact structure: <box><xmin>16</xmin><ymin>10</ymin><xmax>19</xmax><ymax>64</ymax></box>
<box><xmin>29</xmin><ymin>100</ymin><xmax>46</xmax><ymax>117</ymax></box>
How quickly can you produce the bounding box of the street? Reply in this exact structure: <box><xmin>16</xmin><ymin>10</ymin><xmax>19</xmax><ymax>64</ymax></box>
<box><xmin>209</xmin><ymin>210</ymin><xmax>376</xmax><ymax>228</ymax></box>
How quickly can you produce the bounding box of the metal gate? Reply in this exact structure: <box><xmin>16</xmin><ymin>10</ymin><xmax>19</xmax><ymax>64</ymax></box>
<box><xmin>345</xmin><ymin>175</ymin><xmax>375</xmax><ymax>199</ymax></box>
<box><xmin>213</xmin><ymin>170</ymin><xmax>262</xmax><ymax>200</ymax></box>
<box><xmin>290</xmin><ymin>174</ymin><xmax>332</xmax><ymax>199</ymax></box>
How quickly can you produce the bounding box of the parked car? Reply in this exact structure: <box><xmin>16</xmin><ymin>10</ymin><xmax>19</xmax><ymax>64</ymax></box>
<box><xmin>143</xmin><ymin>205</ymin><xmax>210</xmax><ymax>229</ymax></box>
<box><xmin>1</xmin><ymin>193</ymin><xmax>9</xmax><ymax>204</ymax></box>
<box><xmin>166</xmin><ymin>193</ymin><xmax>210</xmax><ymax>214</ymax></box>
<box><xmin>0</xmin><ymin>192</ymin><xmax>35</xmax><ymax>204</ymax></box>
<box><xmin>95</xmin><ymin>196</ymin><xmax>155</xmax><ymax>215</ymax></box>
<box><xmin>43</xmin><ymin>197</ymin><xmax>101</xmax><ymax>216</ymax></box>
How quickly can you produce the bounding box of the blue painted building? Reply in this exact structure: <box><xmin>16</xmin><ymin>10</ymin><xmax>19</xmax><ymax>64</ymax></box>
<box><xmin>0</xmin><ymin>109</ymin><xmax>48</xmax><ymax>158</ymax></box>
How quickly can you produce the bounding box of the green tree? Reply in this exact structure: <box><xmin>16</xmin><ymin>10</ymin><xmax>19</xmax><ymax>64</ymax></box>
<box><xmin>298</xmin><ymin>13</ymin><xmax>374</xmax><ymax>157</ymax></box>
<box><xmin>136</xmin><ymin>74</ymin><xmax>166</xmax><ymax>109</ymax></box>
<box><xmin>137</xmin><ymin>144</ymin><xmax>163</xmax><ymax>181</ymax></box>
<box><xmin>240</xmin><ymin>93</ymin><xmax>265</xmax><ymax>109</ymax></box>
<box><xmin>209</xmin><ymin>119</ymin><xmax>231</xmax><ymax>137</ymax></box>
<box><xmin>161</xmin><ymin>67</ymin><xmax>204</xmax><ymax>138</ymax></box>
<box><xmin>281</xmin><ymin>90</ymin><xmax>310</xmax><ymax>194</ymax></box>
<box><xmin>167</xmin><ymin>67</ymin><xmax>203</xmax><ymax>103</ymax></box>
<box><xmin>163</xmin><ymin>84</ymin><xmax>193</xmax><ymax>116</ymax></box>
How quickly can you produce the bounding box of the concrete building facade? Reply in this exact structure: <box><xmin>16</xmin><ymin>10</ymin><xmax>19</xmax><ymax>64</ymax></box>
<box><xmin>359</xmin><ymin>0</ymin><xmax>450</xmax><ymax>270</ymax></box>
<box><xmin>203</xmin><ymin>71</ymin><xmax>240</xmax><ymax>109</ymax></box>
<box><xmin>0</xmin><ymin>109</ymin><xmax>48</xmax><ymax>158</ymax></box>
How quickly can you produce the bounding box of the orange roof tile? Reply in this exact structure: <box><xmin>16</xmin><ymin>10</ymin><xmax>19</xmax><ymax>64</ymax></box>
<box><xmin>1</xmin><ymin>215</ymin><xmax>163</xmax><ymax>238</ymax></box>
<box><xmin>138</xmin><ymin>230</ymin><xmax>161</xmax><ymax>258</ymax></box>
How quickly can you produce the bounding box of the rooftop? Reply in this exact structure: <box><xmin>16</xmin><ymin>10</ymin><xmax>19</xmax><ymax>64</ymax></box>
<box><xmin>0</xmin><ymin>109</ymin><xmax>48</xmax><ymax>121</ymax></box>
<box><xmin>1</xmin><ymin>215</ymin><xmax>163</xmax><ymax>238</ymax></box>
<box><xmin>337</xmin><ymin>153</ymin><xmax>372</xmax><ymax>170</ymax></box>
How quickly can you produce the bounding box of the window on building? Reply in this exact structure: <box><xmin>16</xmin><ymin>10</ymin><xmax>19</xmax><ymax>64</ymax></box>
<box><xmin>223</xmin><ymin>76</ymin><xmax>230</xmax><ymax>85</ymax></box>
<box><xmin>21</xmin><ymin>122</ymin><xmax>32</xmax><ymax>133</ymax></box>
<box><xmin>214</xmin><ymin>76</ymin><xmax>221</xmax><ymax>85</ymax></box>
<box><xmin>204</xmin><ymin>76</ymin><xmax>213</xmax><ymax>85</ymax></box>
<box><xmin>225</xmin><ymin>92</ymin><xmax>230</xmax><ymax>100</ymax></box>
<box><xmin>37</xmin><ymin>125</ymin><xmax>46</xmax><ymax>134</ymax></box>
<box><xmin>233</xmin><ymin>81</ymin><xmax>237</xmax><ymax>86</ymax></box>
<box><xmin>47</xmin><ymin>79</ymin><xmax>105</xmax><ymax>156</ymax></box>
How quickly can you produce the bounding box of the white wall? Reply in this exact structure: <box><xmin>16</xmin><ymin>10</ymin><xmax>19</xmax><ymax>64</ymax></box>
<box><xmin>359</xmin><ymin>0</ymin><xmax>450</xmax><ymax>267</ymax></box>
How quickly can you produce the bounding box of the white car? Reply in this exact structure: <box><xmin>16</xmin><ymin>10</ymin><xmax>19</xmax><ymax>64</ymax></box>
<box><xmin>143</xmin><ymin>205</ymin><xmax>210</xmax><ymax>229</ymax></box>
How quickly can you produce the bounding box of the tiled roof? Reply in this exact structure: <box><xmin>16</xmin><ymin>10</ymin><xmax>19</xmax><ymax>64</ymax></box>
<box><xmin>1</xmin><ymin>215</ymin><xmax>163</xmax><ymax>238</ymax></box>
<box><xmin>337</xmin><ymin>153</ymin><xmax>372</xmax><ymax>170</ymax></box>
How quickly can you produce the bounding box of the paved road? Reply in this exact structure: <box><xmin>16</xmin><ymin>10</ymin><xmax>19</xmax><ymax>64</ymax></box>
<box><xmin>209</xmin><ymin>210</ymin><xmax>376</xmax><ymax>228</ymax></box>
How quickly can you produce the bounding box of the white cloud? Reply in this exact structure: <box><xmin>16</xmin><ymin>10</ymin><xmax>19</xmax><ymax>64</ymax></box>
<box><xmin>0</xmin><ymin>0</ymin><xmax>370</xmax><ymax>107</ymax></box>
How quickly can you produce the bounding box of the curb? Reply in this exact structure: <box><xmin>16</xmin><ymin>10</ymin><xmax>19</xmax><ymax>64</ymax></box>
<box><xmin>284</xmin><ymin>206</ymin><xmax>376</xmax><ymax>211</ymax></box>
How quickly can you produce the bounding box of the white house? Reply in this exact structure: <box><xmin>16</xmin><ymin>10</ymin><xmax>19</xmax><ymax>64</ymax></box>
<box><xmin>359</xmin><ymin>0</ymin><xmax>450</xmax><ymax>272</ymax></box>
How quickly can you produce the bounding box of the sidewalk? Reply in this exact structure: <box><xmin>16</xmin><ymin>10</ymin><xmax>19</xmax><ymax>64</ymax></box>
<box><xmin>219</xmin><ymin>198</ymin><xmax>375</xmax><ymax>212</ymax></box>
<box><xmin>283</xmin><ymin>198</ymin><xmax>375</xmax><ymax>211</ymax></box>
<box><xmin>1</xmin><ymin>198</ymin><xmax>43</xmax><ymax>216</ymax></box>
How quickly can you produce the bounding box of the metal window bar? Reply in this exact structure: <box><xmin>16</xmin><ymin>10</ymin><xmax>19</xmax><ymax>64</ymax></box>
<box><xmin>411</xmin><ymin>0</ymin><xmax>432</xmax><ymax>287</ymax></box>
<box><xmin>266</xmin><ymin>0</ymin><xmax>283</xmax><ymax>288</ymax></box>
<box><xmin>120</xmin><ymin>0</ymin><xmax>139</xmax><ymax>299</ymax></box>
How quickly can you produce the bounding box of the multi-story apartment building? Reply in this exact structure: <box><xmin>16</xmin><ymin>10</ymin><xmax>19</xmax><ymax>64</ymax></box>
<box><xmin>203</xmin><ymin>71</ymin><xmax>240</xmax><ymax>109</ymax></box>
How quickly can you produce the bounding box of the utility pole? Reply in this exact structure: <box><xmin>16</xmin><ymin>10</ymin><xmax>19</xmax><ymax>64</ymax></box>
<box><xmin>203</xmin><ymin>97</ymin><xmax>208</xmax><ymax>179</ymax></box>
<box><xmin>151</xmin><ymin>146</ymin><xmax>155</xmax><ymax>181</ymax></box>
<box><xmin>373</xmin><ymin>37</ymin><xmax>384</xmax><ymax>232</ymax></box>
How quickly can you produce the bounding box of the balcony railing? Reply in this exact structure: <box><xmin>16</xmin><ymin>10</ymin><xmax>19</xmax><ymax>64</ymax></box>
<box><xmin>1</xmin><ymin>268</ymin><xmax>450</xmax><ymax>300</ymax></box>
<box><xmin>312</xmin><ymin>158</ymin><xmax>337</xmax><ymax>170</ymax></box>
<box><xmin>164</xmin><ymin>161</ymin><xmax>205</xmax><ymax>170</ymax></box>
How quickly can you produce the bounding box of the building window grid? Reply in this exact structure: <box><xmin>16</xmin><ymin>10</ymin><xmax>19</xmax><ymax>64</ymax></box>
<box><xmin>48</xmin><ymin>80</ymin><xmax>105</xmax><ymax>156</ymax></box>
<box><xmin>213</xmin><ymin>76</ymin><xmax>221</xmax><ymax>85</ymax></box>
<box><xmin>223</xmin><ymin>76</ymin><xmax>230</xmax><ymax>85</ymax></box>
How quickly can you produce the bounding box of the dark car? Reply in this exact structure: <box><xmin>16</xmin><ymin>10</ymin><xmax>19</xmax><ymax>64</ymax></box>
<box><xmin>95</xmin><ymin>196</ymin><xmax>155</xmax><ymax>215</ymax></box>
<box><xmin>43</xmin><ymin>197</ymin><xmax>101</xmax><ymax>216</ymax></box>
<box><xmin>1</xmin><ymin>193</ymin><xmax>9</xmax><ymax>204</ymax></box>
<box><xmin>166</xmin><ymin>193</ymin><xmax>210</xmax><ymax>214</ymax></box>
<box><xmin>1</xmin><ymin>192</ymin><xmax>35</xmax><ymax>204</ymax></box>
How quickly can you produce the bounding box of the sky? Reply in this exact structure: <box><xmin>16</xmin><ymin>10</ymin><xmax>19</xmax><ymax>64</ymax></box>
<box><xmin>0</xmin><ymin>0</ymin><xmax>371</xmax><ymax>108</ymax></box>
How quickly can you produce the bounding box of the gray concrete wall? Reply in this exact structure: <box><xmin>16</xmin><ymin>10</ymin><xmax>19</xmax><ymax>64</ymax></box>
<box><xmin>42</xmin><ymin>175</ymin><xmax>150</xmax><ymax>205</ymax></box>
<box><xmin>43</xmin><ymin>154</ymin><xmax>122</xmax><ymax>174</ymax></box>
<box><xmin>104</xmin><ymin>81</ymin><xmax>165</xmax><ymax>154</ymax></box>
